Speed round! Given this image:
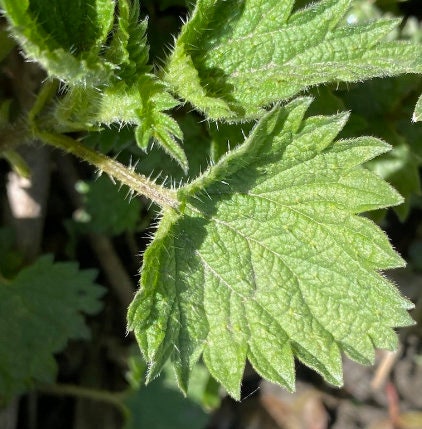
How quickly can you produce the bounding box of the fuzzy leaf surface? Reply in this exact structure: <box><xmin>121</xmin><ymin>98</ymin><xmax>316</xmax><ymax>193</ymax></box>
<box><xmin>0</xmin><ymin>255</ymin><xmax>104</xmax><ymax>399</ymax></box>
<box><xmin>165</xmin><ymin>0</ymin><xmax>422</xmax><ymax>119</ymax></box>
<box><xmin>128</xmin><ymin>98</ymin><xmax>414</xmax><ymax>399</ymax></box>
<box><xmin>105</xmin><ymin>0</ymin><xmax>151</xmax><ymax>83</ymax></box>
<box><xmin>0</xmin><ymin>0</ymin><xmax>116</xmax><ymax>85</ymax></box>
<box><xmin>54</xmin><ymin>76</ymin><xmax>188</xmax><ymax>171</ymax></box>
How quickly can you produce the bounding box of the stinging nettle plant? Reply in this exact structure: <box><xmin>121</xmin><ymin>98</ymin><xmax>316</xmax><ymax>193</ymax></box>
<box><xmin>1</xmin><ymin>0</ymin><xmax>422</xmax><ymax>400</ymax></box>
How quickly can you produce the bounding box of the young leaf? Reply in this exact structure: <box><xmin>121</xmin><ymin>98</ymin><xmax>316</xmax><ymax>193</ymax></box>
<box><xmin>134</xmin><ymin>77</ymin><xmax>188</xmax><ymax>172</ymax></box>
<box><xmin>105</xmin><ymin>0</ymin><xmax>151</xmax><ymax>83</ymax></box>
<box><xmin>0</xmin><ymin>255</ymin><xmax>104</xmax><ymax>400</ymax></box>
<box><xmin>164</xmin><ymin>0</ymin><xmax>422</xmax><ymax>119</ymax></box>
<box><xmin>128</xmin><ymin>98</ymin><xmax>414</xmax><ymax>400</ymax></box>
<box><xmin>53</xmin><ymin>75</ymin><xmax>189</xmax><ymax>171</ymax></box>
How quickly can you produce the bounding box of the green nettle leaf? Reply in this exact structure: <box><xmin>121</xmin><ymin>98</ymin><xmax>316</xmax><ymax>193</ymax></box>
<box><xmin>124</xmin><ymin>359</ymin><xmax>210</xmax><ymax>429</ymax></box>
<box><xmin>0</xmin><ymin>255</ymin><xmax>104</xmax><ymax>399</ymax></box>
<box><xmin>414</xmin><ymin>95</ymin><xmax>422</xmax><ymax>122</ymax></box>
<box><xmin>165</xmin><ymin>0</ymin><xmax>422</xmax><ymax>119</ymax></box>
<box><xmin>128</xmin><ymin>98</ymin><xmax>414</xmax><ymax>399</ymax></box>
<box><xmin>0</xmin><ymin>0</ymin><xmax>116</xmax><ymax>85</ymax></box>
<box><xmin>54</xmin><ymin>76</ymin><xmax>188</xmax><ymax>172</ymax></box>
<box><xmin>105</xmin><ymin>0</ymin><xmax>151</xmax><ymax>83</ymax></box>
<box><xmin>134</xmin><ymin>77</ymin><xmax>188</xmax><ymax>172</ymax></box>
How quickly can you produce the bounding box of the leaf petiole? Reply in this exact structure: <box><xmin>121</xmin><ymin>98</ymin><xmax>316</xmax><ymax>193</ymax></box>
<box><xmin>35</xmin><ymin>129</ymin><xmax>180</xmax><ymax>210</ymax></box>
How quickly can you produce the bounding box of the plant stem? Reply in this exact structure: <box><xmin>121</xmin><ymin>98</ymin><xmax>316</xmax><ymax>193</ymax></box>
<box><xmin>39</xmin><ymin>383</ymin><xmax>128</xmax><ymax>418</ymax></box>
<box><xmin>35</xmin><ymin>129</ymin><xmax>180</xmax><ymax>210</ymax></box>
<box><xmin>28</xmin><ymin>79</ymin><xmax>59</xmax><ymax>124</ymax></box>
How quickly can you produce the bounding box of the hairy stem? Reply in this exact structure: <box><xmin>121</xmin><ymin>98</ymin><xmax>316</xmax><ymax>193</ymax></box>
<box><xmin>35</xmin><ymin>129</ymin><xmax>180</xmax><ymax>210</ymax></box>
<box><xmin>28</xmin><ymin>80</ymin><xmax>179</xmax><ymax>210</ymax></box>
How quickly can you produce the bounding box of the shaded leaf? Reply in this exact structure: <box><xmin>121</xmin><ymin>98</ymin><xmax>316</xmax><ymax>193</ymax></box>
<box><xmin>0</xmin><ymin>24</ymin><xmax>15</xmax><ymax>62</ymax></box>
<box><xmin>0</xmin><ymin>228</ymin><xmax>23</xmax><ymax>279</ymax></box>
<box><xmin>337</xmin><ymin>76</ymin><xmax>422</xmax><ymax>220</ymax></box>
<box><xmin>0</xmin><ymin>255</ymin><xmax>104</xmax><ymax>400</ymax></box>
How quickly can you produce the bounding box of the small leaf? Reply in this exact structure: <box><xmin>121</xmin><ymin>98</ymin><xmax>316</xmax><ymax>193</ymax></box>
<box><xmin>106</xmin><ymin>0</ymin><xmax>151</xmax><ymax>83</ymax></box>
<box><xmin>0</xmin><ymin>255</ymin><xmax>105</xmax><ymax>400</ymax></box>
<box><xmin>134</xmin><ymin>76</ymin><xmax>188</xmax><ymax>173</ymax></box>
<box><xmin>128</xmin><ymin>98</ymin><xmax>414</xmax><ymax>399</ymax></box>
<box><xmin>138</xmin><ymin>111</ymin><xmax>188</xmax><ymax>173</ymax></box>
<box><xmin>135</xmin><ymin>114</ymin><xmax>211</xmax><ymax>184</ymax></box>
<box><xmin>54</xmin><ymin>77</ymin><xmax>189</xmax><ymax>172</ymax></box>
<box><xmin>165</xmin><ymin>0</ymin><xmax>422</xmax><ymax>119</ymax></box>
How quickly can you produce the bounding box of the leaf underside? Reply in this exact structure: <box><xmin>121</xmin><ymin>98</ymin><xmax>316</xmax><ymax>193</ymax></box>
<box><xmin>128</xmin><ymin>99</ymin><xmax>414</xmax><ymax>399</ymax></box>
<box><xmin>165</xmin><ymin>0</ymin><xmax>422</xmax><ymax>119</ymax></box>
